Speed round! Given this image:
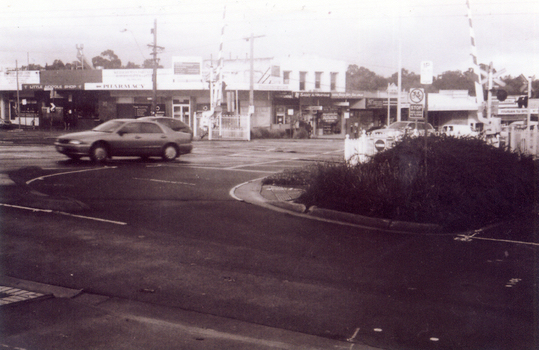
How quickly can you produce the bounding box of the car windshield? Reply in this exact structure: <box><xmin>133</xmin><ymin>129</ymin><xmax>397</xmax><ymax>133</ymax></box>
<box><xmin>92</xmin><ymin>120</ymin><xmax>126</xmax><ymax>133</ymax></box>
<box><xmin>387</xmin><ymin>122</ymin><xmax>412</xmax><ymax>130</ymax></box>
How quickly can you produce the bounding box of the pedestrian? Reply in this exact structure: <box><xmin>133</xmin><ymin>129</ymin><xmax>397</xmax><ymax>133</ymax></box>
<box><xmin>64</xmin><ymin>109</ymin><xmax>73</xmax><ymax>130</ymax></box>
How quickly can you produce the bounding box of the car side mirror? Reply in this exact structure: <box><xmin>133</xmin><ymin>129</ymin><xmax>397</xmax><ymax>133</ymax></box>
<box><xmin>118</xmin><ymin>130</ymin><xmax>126</xmax><ymax>136</ymax></box>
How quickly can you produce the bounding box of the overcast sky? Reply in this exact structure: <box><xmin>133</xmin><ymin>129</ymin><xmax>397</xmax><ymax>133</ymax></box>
<box><xmin>1</xmin><ymin>0</ymin><xmax>538</xmax><ymax>79</ymax></box>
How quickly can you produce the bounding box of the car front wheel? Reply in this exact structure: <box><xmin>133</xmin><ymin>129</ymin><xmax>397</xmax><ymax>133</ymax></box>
<box><xmin>90</xmin><ymin>143</ymin><xmax>109</xmax><ymax>163</ymax></box>
<box><xmin>162</xmin><ymin>144</ymin><xmax>178</xmax><ymax>161</ymax></box>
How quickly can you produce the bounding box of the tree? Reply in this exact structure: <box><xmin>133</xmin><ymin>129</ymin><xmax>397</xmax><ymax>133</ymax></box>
<box><xmin>346</xmin><ymin>65</ymin><xmax>388</xmax><ymax>91</ymax></box>
<box><xmin>125</xmin><ymin>61</ymin><xmax>141</xmax><ymax>69</ymax></box>
<box><xmin>432</xmin><ymin>70</ymin><xmax>474</xmax><ymax>93</ymax></box>
<box><xmin>142</xmin><ymin>59</ymin><xmax>163</xmax><ymax>69</ymax></box>
<box><xmin>91</xmin><ymin>50</ymin><xmax>122</xmax><ymax>69</ymax></box>
<box><xmin>388</xmin><ymin>69</ymin><xmax>420</xmax><ymax>91</ymax></box>
<box><xmin>21</xmin><ymin>63</ymin><xmax>44</xmax><ymax>71</ymax></box>
<box><xmin>45</xmin><ymin>59</ymin><xmax>66</xmax><ymax>70</ymax></box>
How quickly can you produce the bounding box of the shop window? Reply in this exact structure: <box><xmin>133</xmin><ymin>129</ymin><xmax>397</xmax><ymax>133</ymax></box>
<box><xmin>330</xmin><ymin>72</ymin><xmax>338</xmax><ymax>91</ymax></box>
<box><xmin>315</xmin><ymin>72</ymin><xmax>322</xmax><ymax>89</ymax></box>
<box><xmin>299</xmin><ymin>71</ymin><xmax>307</xmax><ymax>91</ymax></box>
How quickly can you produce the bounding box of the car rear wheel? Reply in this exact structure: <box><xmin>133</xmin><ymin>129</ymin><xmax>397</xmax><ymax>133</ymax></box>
<box><xmin>162</xmin><ymin>144</ymin><xmax>178</xmax><ymax>161</ymax></box>
<box><xmin>90</xmin><ymin>143</ymin><xmax>109</xmax><ymax>163</ymax></box>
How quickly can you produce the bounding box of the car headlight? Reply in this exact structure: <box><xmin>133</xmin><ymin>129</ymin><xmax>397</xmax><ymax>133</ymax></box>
<box><xmin>68</xmin><ymin>140</ymin><xmax>83</xmax><ymax>145</ymax></box>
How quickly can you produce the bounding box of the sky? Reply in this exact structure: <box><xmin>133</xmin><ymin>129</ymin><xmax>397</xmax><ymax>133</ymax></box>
<box><xmin>0</xmin><ymin>0</ymin><xmax>538</xmax><ymax>79</ymax></box>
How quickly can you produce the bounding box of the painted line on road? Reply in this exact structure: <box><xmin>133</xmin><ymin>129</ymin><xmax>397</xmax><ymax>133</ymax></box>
<box><xmin>226</xmin><ymin>159</ymin><xmax>290</xmax><ymax>170</ymax></box>
<box><xmin>455</xmin><ymin>234</ymin><xmax>539</xmax><ymax>247</ymax></box>
<box><xmin>26</xmin><ymin>166</ymin><xmax>117</xmax><ymax>185</ymax></box>
<box><xmin>0</xmin><ymin>203</ymin><xmax>127</xmax><ymax>225</ymax></box>
<box><xmin>133</xmin><ymin>177</ymin><xmax>196</xmax><ymax>186</ymax></box>
<box><xmin>164</xmin><ymin>164</ymin><xmax>278</xmax><ymax>174</ymax></box>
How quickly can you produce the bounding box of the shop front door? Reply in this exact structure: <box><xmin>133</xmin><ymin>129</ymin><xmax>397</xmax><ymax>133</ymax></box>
<box><xmin>173</xmin><ymin>103</ymin><xmax>190</xmax><ymax>126</ymax></box>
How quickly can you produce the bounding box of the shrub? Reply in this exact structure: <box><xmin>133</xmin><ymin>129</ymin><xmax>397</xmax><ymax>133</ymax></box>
<box><xmin>251</xmin><ymin>127</ymin><xmax>287</xmax><ymax>139</ymax></box>
<box><xmin>293</xmin><ymin>128</ymin><xmax>310</xmax><ymax>139</ymax></box>
<box><xmin>266</xmin><ymin>135</ymin><xmax>538</xmax><ymax>232</ymax></box>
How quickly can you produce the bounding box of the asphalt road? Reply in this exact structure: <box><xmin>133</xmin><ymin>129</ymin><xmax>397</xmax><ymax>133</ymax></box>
<box><xmin>1</xmin><ymin>134</ymin><xmax>537</xmax><ymax>350</ymax></box>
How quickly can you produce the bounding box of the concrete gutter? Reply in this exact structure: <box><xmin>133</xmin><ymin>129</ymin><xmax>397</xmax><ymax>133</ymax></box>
<box><xmin>232</xmin><ymin>178</ymin><xmax>447</xmax><ymax>234</ymax></box>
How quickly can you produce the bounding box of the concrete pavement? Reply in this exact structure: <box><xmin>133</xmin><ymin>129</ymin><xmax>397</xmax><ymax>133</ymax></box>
<box><xmin>0</xmin><ymin>276</ymin><xmax>381</xmax><ymax>350</ymax></box>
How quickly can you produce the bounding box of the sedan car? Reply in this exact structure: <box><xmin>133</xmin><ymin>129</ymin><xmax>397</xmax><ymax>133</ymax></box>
<box><xmin>372</xmin><ymin>121</ymin><xmax>435</xmax><ymax>139</ymax></box>
<box><xmin>55</xmin><ymin>118</ymin><xmax>193</xmax><ymax>162</ymax></box>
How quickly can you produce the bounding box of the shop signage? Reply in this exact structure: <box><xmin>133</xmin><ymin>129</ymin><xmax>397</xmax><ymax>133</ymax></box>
<box><xmin>331</xmin><ymin>92</ymin><xmax>365</xmax><ymax>98</ymax></box>
<box><xmin>366</xmin><ymin>99</ymin><xmax>384</xmax><ymax>109</ymax></box>
<box><xmin>85</xmin><ymin>83</ymin><xmax>151</xmax><ymax>90</ymax></box>
<box><xmin>174</xmin><ymin>62</ymin><xmax>200</xmax><ymax>75</ymax></box>
<box><xmin>0</xmin><ymin>70</ymin><xmax>40</xmax><ymax>90</ymax></box>
<box><xmin>22</xmin><ymin>84</ymin><xmax>84</xmax><ymax>90</ymax></box>
<box><xmin>296</xmin><ymin>92</ymin><xmax>331</xmax><ymax>98</ymax></box>
<box><xmin>275</xmin><ymin>92</ymin><xmax>295</xmax><ymax>99</ymax></box>
<box><xmin>321</xmin><ymin>112</ymin><xmax>339</xmax><ymax>123</ymax></box>
<box><xmin>172</xmin><ymin>57</ymin><xmax>202</xmax><ymax>76</ymax></box>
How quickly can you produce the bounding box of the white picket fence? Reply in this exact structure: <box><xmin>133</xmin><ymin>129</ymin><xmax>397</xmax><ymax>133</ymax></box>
<box><xmin>508</xmin><ymin>127</ymin><xmax>539</xmax><ymax>158</ymax></box>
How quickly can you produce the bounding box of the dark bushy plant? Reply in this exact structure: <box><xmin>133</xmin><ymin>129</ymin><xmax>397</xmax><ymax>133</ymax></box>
<box><xmin>251</xmin><ymin>128</ymin><xmax>287</xmax><ymax>139</ymax></box>
<box><xmin>268</xmin><ymin>135</ymin><xmax>538</xmax><ymax>231</ymax></box>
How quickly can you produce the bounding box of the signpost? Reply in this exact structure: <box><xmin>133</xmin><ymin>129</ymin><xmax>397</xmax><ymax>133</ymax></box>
<box><xmin>409</xmin><ymin>88</ymin><xmax>425</xmax><ymax>120</ymax></box>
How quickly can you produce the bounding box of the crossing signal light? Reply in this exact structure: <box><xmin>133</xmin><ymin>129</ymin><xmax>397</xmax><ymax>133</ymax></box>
<box><xmin>496</xmin><ymin>89</ymin><xmax>507</xmax><ymax>101</ymax></box>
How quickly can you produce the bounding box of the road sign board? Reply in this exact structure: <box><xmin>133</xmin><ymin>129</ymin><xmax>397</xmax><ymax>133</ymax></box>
<box><xmin>409</xmin><ymin>104</ymin><xmax>424</xmax><ymax>119</ymax></box>
<box><xmin>420</xmin><ymin>61</ymin><xmax>433</xmax><ymax>85</ymax></box>
<box><xmin>409</xmin><ymin>88</ymin><xmax>425</xmax><ymax>106</ymax></box>
<box><xmin>375</xmin><ymin>139</ymin><xmax>386</xmax><ymax>152</ymax></box>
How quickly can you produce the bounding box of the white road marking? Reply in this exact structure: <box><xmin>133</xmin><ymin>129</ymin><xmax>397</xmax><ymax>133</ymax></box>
<box><xmin>346</xmin><ymin>328</ymin><xmax>360</xmax><ymax>342</ymax></box>
<box><xmin>26</xmin><ymin>166</ymin><xmax>117</xmax><ymax>185</ymax></box>
<box><xmin>455</xmin><ymin>234</ymin><xmax>539</xmax><ymax>247</ymax></box>
<box><xmin>133</xmin><ymin>177</ymin><xmax>195</xmax><ymax>186</ymax></box>
<box><xmin>0</xmin><ymin>203</ymin><xmax>127</xmax><ymax>225</ymax></box>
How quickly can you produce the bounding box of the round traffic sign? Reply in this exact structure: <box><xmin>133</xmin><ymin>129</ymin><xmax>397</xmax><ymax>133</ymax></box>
<box><xmin>375</xmin><ymin>139</ymin><xmax>386</xmax><ymax>152</ymax></box>
<box><xmin>409</xmin><ymin>88</ymin><xmax>425</xmax><ymax>104</ymax></box>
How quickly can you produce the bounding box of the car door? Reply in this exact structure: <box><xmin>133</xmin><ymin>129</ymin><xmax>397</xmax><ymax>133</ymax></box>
<box><xmin>110</xmin><ymin>122</ymin><xmax>143</xmax><ymax>156</ymax></box>
<box><xmin>139</xmin><ymin>122</ymin><xmax>168</xmax><ymax>156</ymax></box>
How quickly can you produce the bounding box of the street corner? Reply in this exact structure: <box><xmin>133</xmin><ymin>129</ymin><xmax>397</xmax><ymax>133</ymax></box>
<box><xmin>234</xmin><ymin>179</ymin><xmax>449</xmax><ymax>234</ymax></box>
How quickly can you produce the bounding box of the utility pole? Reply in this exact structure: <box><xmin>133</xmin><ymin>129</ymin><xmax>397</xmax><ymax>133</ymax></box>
<box><xmin>149</xmin><ymin>19</ymin><xmax>164</xmax><ymax>115</ymax></box>
<box><xmin>244</xmin><ymin>33</ymin><xmax>265</xmax><ymax>115</ymax></box>
<box><xmin>16</xmin><ymin>60</ymin><xmax>20</xmax><ymax>129</ymax></box>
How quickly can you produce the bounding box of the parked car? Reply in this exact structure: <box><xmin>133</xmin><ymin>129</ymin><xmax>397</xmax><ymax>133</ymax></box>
<box><xmin>371</xmin><ymin>121</ymin><xmax>435</xmax><ymax>139</ymax></box>
<box><xmin>440</xmin><ymin>124</ymin><xmax>479</xmax><ymax>137</ymax></box>
<box><xmin>138</xmin><ymin>116</ymin><xmax>193</xmax><ymax>136</ymax></box>
<box><xmin>365</xmin><ymin>125</ymin><xmax>385</xmax><ymax>135</ymax></box>
<box><xmin>55</xmin><ymin>118</ymin><xmax>193</xmax><ymax>162</ymax></box>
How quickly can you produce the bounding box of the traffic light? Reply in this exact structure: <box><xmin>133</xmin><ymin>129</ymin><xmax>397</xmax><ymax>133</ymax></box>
<box><xmin>517</xmin><ymin>96</ymin><xmax>528</xmax><ymax>108</ymax></box>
